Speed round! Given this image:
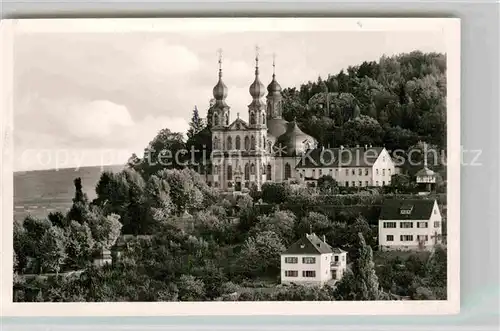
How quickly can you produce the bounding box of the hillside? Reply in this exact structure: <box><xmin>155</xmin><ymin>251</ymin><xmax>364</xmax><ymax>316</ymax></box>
<box><xmin>14</xmin><ymin>165</ymin><xmax>124</xmax><ymax>222</ymax></box>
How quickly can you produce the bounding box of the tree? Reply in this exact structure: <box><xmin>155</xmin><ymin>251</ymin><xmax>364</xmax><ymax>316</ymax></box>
<box><xmin>134</xmin><ymin>128</ymin><xmax>186</xmax><ymax>178</ymax></box>
<box><xmin>145</xmin><ymin>174</ymin><xmax>173</xmax><ymax>224</ymax></box>
<box><xmin>261</xmin><ymin>182</ymin><xmax>291</xmax><ymax>205</ymax></box>
<box><xmin>333</xmin><ymin>233</ymin><xmax>380</xmax><ymax>300</ymax></box>
<box><xmin>48</xmin><ymin>211</ymin><xmax>68</xmax><ymax>228</ymax></box>
<box><xmin>67</xmin><ymin>178</ymin><xmax>90</xmax><ymax>224</ymax></box>
<box><xmin>390</xmin><ymin>173</ymin><xmax>413</xmax><ymax>193</ymax></box>
<box><xmin>317</xmin><ymin>175</ymin><xmax>338</xmax><ymax>194</ymax></box>
<box><xmin>86</xmin><ymin>209</ymin><xmax>122</xmax><ymax>252</ymax></box>
<box><xmin>252</xmin><ymin>210</ymin><xmax>296</xmax><ymax>245</ymax></box>
<box><xmin>343</xmin><ymin>115</ymin><xmax>384</xmax><ymax>146</ymax></box>
<box><xmin>238</xmin><ymin>231</ymin><xmax>286</xmax><ymax>278</ymax></box>
<box><xmin>65</xmin><ymin>221</ymin><xmax>95</xmax><ymax>269</ymax></box>
<box><xmin>160</xmin><ymin>168</ymin><xmax>203</xmax><ymax>215</ymax></box>
<box><xmin>39</xmin><ymin>226</ymin><xmax>67</xmax><ymax>274</ymax></box>
<box><xmin>296</xmin><ymin>212</ymin><xmax>331</xmax><ymax>238</ymax></box>
<box><xmin>186</xmin><ymin>106</ymin><xmax>205</xmax><ymax>140</ymax></box>
<box><xmin>177</xmin><ymin>275</ymin><xmax>206</xmax><ymax>301</ymax></box>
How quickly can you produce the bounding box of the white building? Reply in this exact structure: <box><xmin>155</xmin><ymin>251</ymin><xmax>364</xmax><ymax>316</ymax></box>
<box><xmin>295</xmin><ymin>146</ymin><xmax>397</xmax><ymax>188</ymax></box>
<box><xmin>280</xmin><ymin>233</ymin><xmax>347</xmax><ymax>286</ymax></box>
<box><xmin>378</xmin><ymin>199</ymin><xmax>443</xmax><ymax>251</ymax></box>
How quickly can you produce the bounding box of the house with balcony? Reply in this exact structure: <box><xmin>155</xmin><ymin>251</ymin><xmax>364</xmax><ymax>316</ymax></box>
<box><xmin>280</xmin><ymin>233</ymin><xmax>347</xmax><ymax>287</ymax></box>
<box><xmin>378</xmin><ymin>199</ymin><xmax>442</xmax><ymax>251</ymax></box>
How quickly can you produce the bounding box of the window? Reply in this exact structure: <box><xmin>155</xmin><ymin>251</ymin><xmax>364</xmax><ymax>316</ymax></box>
<box><xmin>227</xmin><ymin>165</ymin><xmax>232</xmax><ymax>180</ymax></box>
<box><xmin>244</xmin><ymin>136</ymin><xmax>250</xmax><ymax>150</ymax></box>
<box><xmin>334</xmin><ymin>255</ymin><xmax>339</xmax><ymax>262</ymax></box>
<box><xmin>376</xmin><ymin>181</ymin><xmax>379</xmax><ymax>186</ymax></box>
<box><xmin>359</xmin><ymin>181</ymin><xmax>363</xmax><ymax>187</ymax></box>
<box><xmin>285</xmin><ymin>163</ymin><xmax>292</xmax><ymax>180</ymax></box>
<box><xmin>417</xmin><ymin>222</ymin><xmax>428</xmax><ymax>228</ymax></box>
<box><xmin>267</xmin><ymin>164</ymin><xmax>272</xmax><ymax>180</ymax></box>
<box><xmin>227</xmin><ymin>136</ymin><xmax>232</xmax><ymax>150</ymax></box>
<box><xmin>235</xmin><ymin>136</ymin><xmax>241</xmax><ymax>150</ymax></box>
<box><xmin>388</xmin><ymin>169</ymin><xmax>391</xmax><ymax>175</ymax></box>
<box><xmin>250</xmin><ymin>136</ymin><xmax>256</xmax><ymax>150</ymax></box>
<box><xmin>345</xmin><ymin>181</ymin><xmax>349</xmax><ymax>187</ymax></box>
<box><xmin>262</xmin><ymin>113</ymin><xmax>265</xmax><ymax>124</ymax></box>
<box><xmin>434</xmin><ymin>209</ymin><xmax>438</xmax><ymax>215</ymax></box>
<box><xmin>213</xmin><ymin>113</ymin><xmax>219</xmax><ymax>126</ymax></box>
<box><xmin>376</xmin><ymin>169</ymin><xmax>379</xmax><ymax>175</ymax></box>
<box><xmin>382</xmin><ymin>181</ymin><xmax>385</xmax><ymax>186</ymax></box>
<box><xmin>329</xmin><ymin>169</ymin><xmax>333</xmax><ymax>175</ymax></box>
<box><xmin>250</xmin><ymin>163</ymin><xmax>256</xmax><ymax>175</ymax></box>
<box><xmin>250</xmin><ymin>112</ymin><xmax>256</xmax><ymax>125</ymax></box>
<box><xmin>345</xmin><ymin>169</ymin><xmax>349</xmax><ymax>176</ymax></box>
<box><xmin>400</xmin><ymin>222</ymin><xmax>413</xmax><ymax>228</ymax></box>
<box><xmin>365</xmin><ymin>169</ymin><xmax>369</xmax><ymax>175</ymax></box>
<box><xmin>284</xmin><ymin>257</ymin><xmax>298</xmax><ymax>264</ymax></box>
<box><xmin>400</xmin><ymin>205</ymin><xmax>414</xmax><ymax>215</ymax></box>
<box><xmin>365</xmin><ymin>181</ymin><xmax>369</xmax><ymax>186</ymax></box>
<box><xmin>358</xmin><ymin>169</ymin><xmax>362</xmax><ymax>175</ymax></box>
<box><xmin>383</xmin><ymin>169</ymin><xmax>386</xmax><ymax>176</ymax></box>
<box><xmin>400</xmin><ymin>235</ymin><xmax>414</xmax><ymax>242</ymax></box>
<box><xmin>352</xmin><ymin>169</ymin><xmax>355</xmax><ymax>175</ymax></box>
<box><xmin>302</xmin><ymin>257</ymin><xmax>316</xmax><ymax>264</ymax></box>
<box><xmin>244</xmin><ymin>164</ymin><xmax>250</xmax><ymax>180</ymax></box>
<box><xmin>285</xmin><ymin>270</ymin><xmax>298</xmax><ymax>277</ymax></box>
<box><xmin>383</xmin><ymin>222</ymin><xmax>397</xmax><ymax>228</ymax></box>
<box><xmin>434</xmin><ymin>221</ymin><xmax>440</xmax><ymax>228</ymax></box>
<box><xmin>352</xmin><ymin>181</ymin><xmax>355</xmax><ymax>187</ymax></box>
<box><xmin>302</xmin><ymin>270</ymin><xmax>316</xmax><ymax>278</ymax></box>
<box><xmin>319</xmin><ymin>169</ymin><xmax>323</xmax><ymax>176</ymax></box>
<box><xmin>214</xmin><ymin>181</ymin><xmax>219</xmax><ymax>187</ymax></box>
<box><xmin>386</xmin><ymin>235</ymin><xmax>394</xmax><ymax>241</ymax></box>
<box><xmin>213</xmin><ymin>137</ymin><xmax>219</xmax><ymax>150</ymax></box>
<box><xmin>383</xmin><ymin>156</ymin><xmax>386</xmax><ymax>162</ymax></box>
<box><xmin>417</xmin><ymin>235</ymin><xmax>429</xmax><ymax>242</ymax></box>
<box><xmin>312</xmin><ymin>169</ymin><xmax>316</xmax><ymax>178</ymax></box>
<box><xmin>214</xmin><ymin>166</ymin><xmax>219</xmax><ymax>175</ymax></box>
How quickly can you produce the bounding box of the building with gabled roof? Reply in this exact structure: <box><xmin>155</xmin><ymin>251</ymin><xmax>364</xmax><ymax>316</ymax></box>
<box><xmin>280</xmin><ymin>233</ymin><xmax>347</xmax><ymax>286</ymax></box>
<box><xmin>378</xmin><ymin>199</ymin><xmax>443</xmax><ymax>251</ymax></box>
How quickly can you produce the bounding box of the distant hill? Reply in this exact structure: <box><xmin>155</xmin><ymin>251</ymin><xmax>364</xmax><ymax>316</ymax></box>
<box><xmin>14</xmin><ymin>165</ymin><xmax>124</xmax><ymax>222</ymax></box>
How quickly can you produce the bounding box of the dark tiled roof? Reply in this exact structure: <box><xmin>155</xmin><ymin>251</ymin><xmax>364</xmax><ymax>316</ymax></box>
<box><xmin>295</xmin><ymin>146</ymin><xmax>384</xmax><ymax>168</ymax></box>
<box><xmin>283</xmin><ymin>233</ymin><xmax>334</xmax><ymax>255</ymax></box>
<box><xmin>379</xmin><ymin>199</ymin><xmax>436</xmax><ymax>220</ymax></box>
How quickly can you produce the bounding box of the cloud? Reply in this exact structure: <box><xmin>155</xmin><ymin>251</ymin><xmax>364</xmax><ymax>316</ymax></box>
<box><xmin>138</xmin><ymin>40</ymin><xmax>200</xmax><ymax>75</ymax></box>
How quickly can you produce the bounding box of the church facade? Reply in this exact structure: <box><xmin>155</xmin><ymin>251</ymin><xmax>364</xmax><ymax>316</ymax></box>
<box><xmin>206</xmin><ymin>51</ymin><xmax>397</xmax><ymax>192</ymax></box>
<box><xmin>208</xmin><ymin>52</ymin><xmax>317</xmax><ymax>192</ymax></box>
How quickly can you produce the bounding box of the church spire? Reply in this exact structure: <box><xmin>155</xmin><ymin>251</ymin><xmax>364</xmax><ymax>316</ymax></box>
<box><xmin>249</xmin><ymin>45</ymin><xmax>265</xmax><ymax>100</ymax></box>
<box><xmin>213</xmin><ymin>48</ymin><xmax>228</xmax><ymax>102</ymax></box>
<box><xmin>266</xmin><ymin>52</ymin><xmax>283</xmax><ymax>120</ymax></box>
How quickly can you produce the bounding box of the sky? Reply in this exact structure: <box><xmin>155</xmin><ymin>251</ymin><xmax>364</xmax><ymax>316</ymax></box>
<box><xmin>13</xmin><ymin>27</ymin><xmax>446</xmax><ymax>171</ymax></box>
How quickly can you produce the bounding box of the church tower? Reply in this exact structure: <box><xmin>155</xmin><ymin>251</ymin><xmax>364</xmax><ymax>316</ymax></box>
<box><xmin>248</xmin><ymin>46</ymin><xmax>267</xmax><ymax>129</ymax></box>
<box><xmin>266</xmin><ymin>53</ymin><xmax>283</xmax><ymax>120</ymax></box>
<box><xmin>211</xmin><ymin>49</ymin><xmax>230</xmax><ymax>130</ymax></box>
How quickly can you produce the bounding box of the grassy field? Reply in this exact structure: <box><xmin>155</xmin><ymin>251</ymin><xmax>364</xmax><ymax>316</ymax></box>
<box><xmin>14</xmin><ymin>165</ymin><xmax>124</xmax><ymax>223</ymax></box>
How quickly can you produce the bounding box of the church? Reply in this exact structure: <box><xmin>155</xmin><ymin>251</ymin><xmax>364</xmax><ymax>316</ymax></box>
<box><xmin>207</xmin><ymin>50</ymin><xmax>396</xmax><ymax>192</ymax></box>
<box><xmin>208</xmin><ymin>50</ymin><xmax>318</xmax><ymax>192</ymax></box>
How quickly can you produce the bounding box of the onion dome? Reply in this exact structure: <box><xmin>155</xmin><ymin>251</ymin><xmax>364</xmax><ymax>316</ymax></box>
<box><xmin>275</xmin><ymin>121</ymin><xmax>317</xmax><ymax>156</ymax></box>
<box><xmin>267</xmin><ymin>54</ymin><xmax>282</xmax><ymax>95</ymax></box>
<box><xmin>213</xmin><ymin>50</ymin><xmax>228</xmax><ymax>104</ymax></box>
<box><xmin>213</xmin><ymin>70</ymin><xmax>228</xmax><ymax>101</ymax></box>
<box><xmin>249</xmin><ymin>68</ymin><xmax>265</xmax><ymax>99</ymax></box>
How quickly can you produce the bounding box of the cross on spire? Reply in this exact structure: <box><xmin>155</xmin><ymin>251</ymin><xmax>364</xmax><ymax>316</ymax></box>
<box><xmin>217</xmin><ymin>48</ymin><xmax>223</xmax><ymax>73</ymax></box>
<box><xmin>272</xmin><ymin>53</ymin><xmax>276</xmax><ymax>76</ymax></box>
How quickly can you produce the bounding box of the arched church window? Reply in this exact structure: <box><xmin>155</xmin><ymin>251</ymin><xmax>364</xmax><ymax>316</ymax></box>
<box><xmin>244</xmin><ymin>164</ymin><xmax>250</xmax><ymax>180</ymax></box>
<box><xmin>227</xmin><ymin>165</ymin><xmax>232</xmax><ymax>181</ymax></box>
<box><xmin>250</xmin><ymin>112</ymin><xmax>256</xmax><ymax>125</ymax></box>
<box><xmin>285</xmin><ymin>163</ymin><xmax>292</xmax><ymax>180</ymax></box>
<box><xmin>227</xmin><ymin>136</ymin><xmax>232</xmax><ymax>150</ymax></box>
<box><xmin>268</xmin><ymin>141</ymin><xmax>272</xmax><ymax>153</ymax></box>
<box><xmin>225</xmin><ymin>114</ymin><xmax>229</xmax><ymax>125</ymax></box>
<box><xmin>250</xmin><ymin>163</ymin><xmax>256</xmax><ymax>175</ymax></box>
<box><xmin>267</xmin><ymin>164</ymin><xmax>272</xmax><ymax>180</ymax></box>
<box><xmin>213</xmin><ymin>137</ymin><xmax>219</xmax><ymax>150</ymax></box>
<box><xmin>251</xmin><ymin>136</ymin><xmax>256</xmax><ymax>150</ymax></box>
<box><xmin>213</xmin><ymin>113</ymin><xmax>219</xmax><ymax>127</ymax></box>
<box><xmin>263</xmin><ymin>137</ymin><xmax>266</xmax><ymax>151</ymax></box>
<box><xmin>244</xmin><ymin>136</ymin><xmax>250</xmax><ymax>150</ymax></box>
<box><xmin>214</xmin><ymin>165</ymin><xmax>218</xmax><ymax>175</ymax></box>
<box><xmin>262</xmin><ymin>113</ymin><xmax>266</xmax><ymax>124</ymax></box>
<box><xmin>235</xmin><ymin>136</ymin><xmax>241</xmax><ymax>150</ymax></box>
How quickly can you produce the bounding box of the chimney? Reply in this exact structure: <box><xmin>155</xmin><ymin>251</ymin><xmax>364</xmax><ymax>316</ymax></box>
<box><xmin>364</xmin><ymin>144</ymin><xmax>368</xmax><ymax>151</ymax></box>
<box><xmin>323</xmin><ymin>235</ymin><xmax>326</xmax><ymax>243</ymax></box>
